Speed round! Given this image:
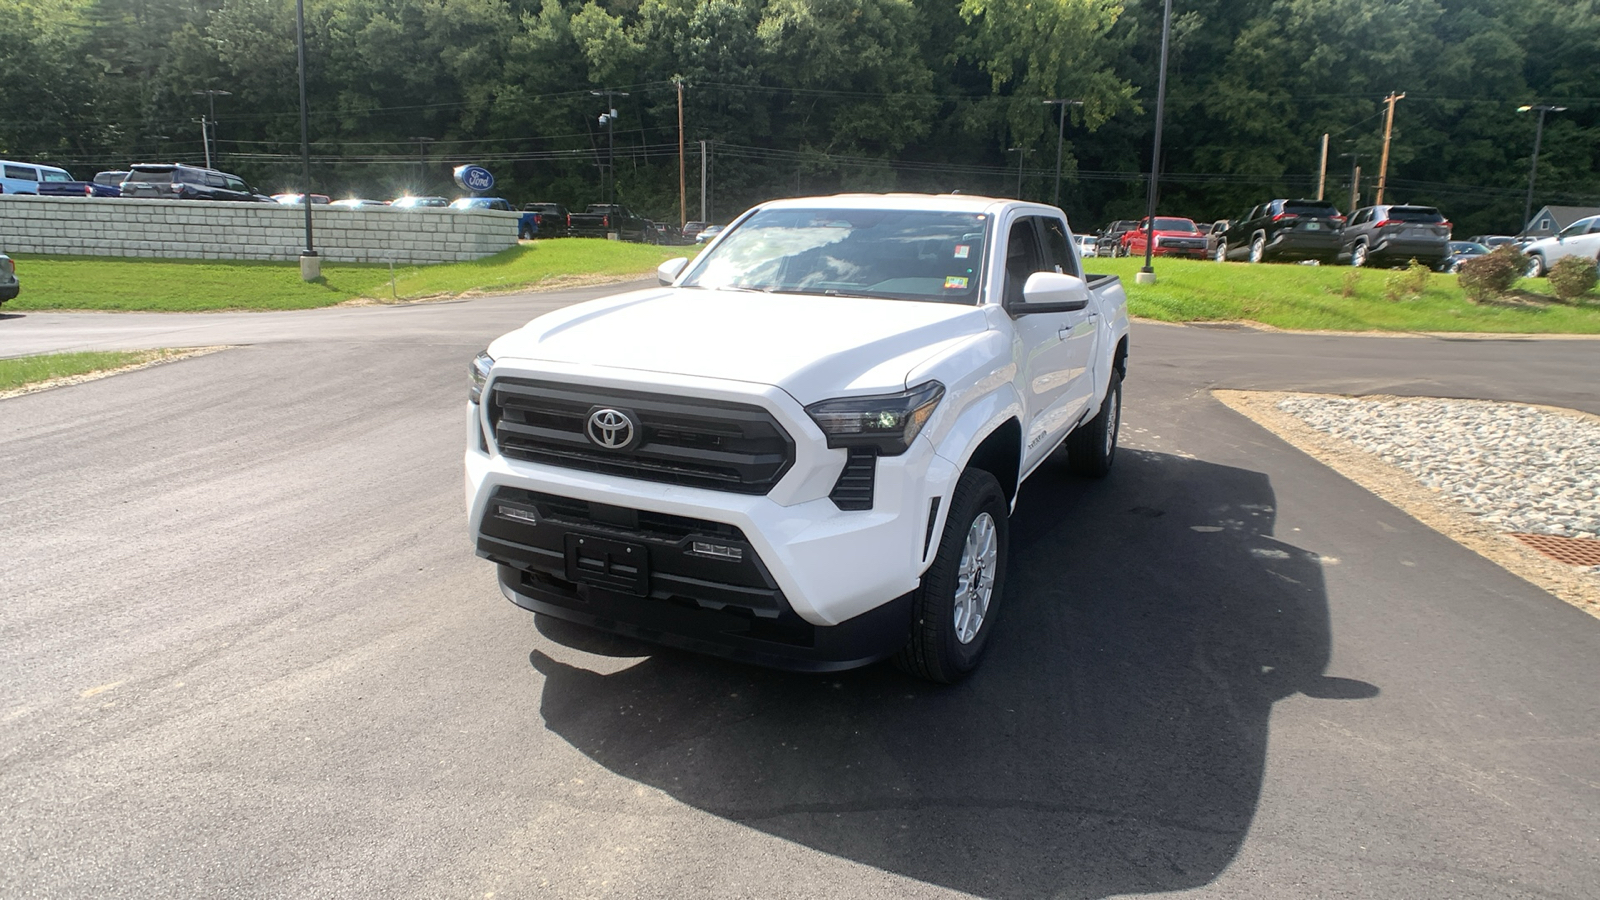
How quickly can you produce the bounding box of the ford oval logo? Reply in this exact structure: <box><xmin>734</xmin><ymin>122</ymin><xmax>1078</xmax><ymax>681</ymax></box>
<box><xmin>452</xmin><ymin>164</ymin><xmax>495</xmax><ymax>193</ymax></box>
<box><xmin>586</xmin><ymin>408</ymin><xmax>637</xmax><ymax>449</ymax></box>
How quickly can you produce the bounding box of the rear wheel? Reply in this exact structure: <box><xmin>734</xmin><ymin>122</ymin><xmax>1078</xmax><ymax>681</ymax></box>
<box><xmin>1249</xmin><ymin>234</ymin><xmax>1266</xmax><ymax>263</ymax></box>
<box><xmin>894</xmin><ymin>468</ymin><xmax>1009</xmax><ymax>684</ymax></box>
<box><xmin>1067</xmin><ymin>370</ymin><xmax>1122</xmax><ymax>478</ymax></box>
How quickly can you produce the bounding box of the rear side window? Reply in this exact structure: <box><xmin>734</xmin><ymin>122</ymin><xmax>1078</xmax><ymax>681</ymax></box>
<box><xmin>1387</xmin><ymin>207</ymin><xmax>1444</xmax><ymax>223</ymax></box>
<box><xmin>4</xmin><ymin>165</ymin><xmax>38</xmax><ymax>180</ymax></box>
<box><xmin>225</xmin><ymin>177</ymin><xmax>247</xmax><ymax>191</ymax></box>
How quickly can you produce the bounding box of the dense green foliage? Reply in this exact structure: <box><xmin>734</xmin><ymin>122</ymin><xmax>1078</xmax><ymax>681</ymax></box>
<box><xmin>2</xmin><ymin>0</ymin><xmax>1596</xmax><ymax>233</ymax></box>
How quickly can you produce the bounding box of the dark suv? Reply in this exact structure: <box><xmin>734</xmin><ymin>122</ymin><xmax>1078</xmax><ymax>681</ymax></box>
<box><xmin>1338</xmin><ymin>205</ymin><xmax>1451</xmax><ymax>268</ymax></box>
<box><xmin>1096</xmin><ymin>220</ymin><xmax>1140</xmax><ymax>258</ymax></box>
<box><xmin>1217</xmin><ymin>199</ymin><xmax>1345</xmax><ymax>264</ymax></box>
<box><xmin>521</xmin><ymin>203</ymin><xmax>570</xmax><ymax>239</ymax></box>
<box><xmin>119</xmin><ymin>163</ymin><xmax>272</xmax><ymax>202</ymax></box>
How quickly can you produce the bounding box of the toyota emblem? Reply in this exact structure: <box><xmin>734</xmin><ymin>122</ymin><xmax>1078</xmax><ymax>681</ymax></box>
<box><xmin>586</xmin><ymin>407</ymin><xmax>637</xmax><ymax>449</ymax></box>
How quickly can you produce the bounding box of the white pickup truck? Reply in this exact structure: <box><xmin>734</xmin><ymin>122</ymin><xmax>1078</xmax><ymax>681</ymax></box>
<box><xmin>467</xmin><ymin>194</ymin><xmax>1129</xmax><ymax>682</ymax></box>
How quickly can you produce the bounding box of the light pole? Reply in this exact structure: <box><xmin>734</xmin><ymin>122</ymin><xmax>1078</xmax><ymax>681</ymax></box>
<box><xmin>1138</xmin><ymin>0</ymin><xmax>1174</xmax><ymax>284</ymax></box>
<box><xmin>1042</xmin><ymin>99</ymin><xmax>1083</xmax><ymax>207</ymax></box>
<box><xmin>1518</xmin><ymin>104</ymin><xmax>1566</xmax><ymax>233</ymax></box>
<box><xmin>192</xmin><ymin>89</ymin><xmax>231</xmax><ymax>168</ymax></box>
<box><xmin>1006</xmin><ymin>146</ymin><xmax>1033</xmax><ymax>199</ymax></box>
<box><xmin>592</xmin><ymin>89</ymin><xmax>629</xmax><ymax>212</ymax></box>
<box><xmin>1339</xmin><ymin>150</ymin><xmax>1361</xmax><ymax>212</ymax></box>
<box><xmin>408</xmin><ymin>137</ymin><xmax>435</xmax><ymax>193</ymax></box>
<box><xmin>294</xmin><ymin>0</ymin><xmax>317</xmax><ymax>279</ymax></box>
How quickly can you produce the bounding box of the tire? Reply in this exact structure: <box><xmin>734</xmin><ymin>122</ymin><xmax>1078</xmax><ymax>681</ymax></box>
<box><xmin>1350</xmin><ymin>240</ymin><xmax>1369</xmax><ymax>268</ymax></box>
<box><xmin>1214</xmin><ymin>240</ymin><xmax>1228</xmax><ymax>262</ymax></box>
<box><xmin>1525</xmin><ymin>254</ymin><xmax>1546</xmax><ymax>278</ymax></box>
<box><xmin>1067</xmin><ymin>369</ymin><xmax>1122</xmax><ymax>478</ymax></box>
<box><xmin>894</xmin><ymin>468</ymin><xmax>1010</xmax><ymax>684</ymax></box>
<box><xmin>1249</xmin><ymin>234</ymin><xmax>1266</xmax><ymax>263</ymax></box>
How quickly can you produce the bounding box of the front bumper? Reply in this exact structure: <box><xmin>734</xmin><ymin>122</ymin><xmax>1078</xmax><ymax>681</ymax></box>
<box><xmin>466</xmin><ymin>367</ymin><xmax>959</xmax><ymax>667</ymax></box>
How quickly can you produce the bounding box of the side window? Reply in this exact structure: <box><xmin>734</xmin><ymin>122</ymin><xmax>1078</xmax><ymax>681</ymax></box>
<box><xmin>225</xmin><ymin>177</ymin><xmax>247</xmax><ymax>192</ymax></box>
<box><xmin>1350</xmin><ymin>209</ymin><xmax>1369</xmax><ymax>226</ymax></box>
<box><xmin>1003</xmin><ymin>218</ymin><xmax>1045</xmax><ymax>307</ymax></box>
<box><xmin>1040</xmin><ymin>218</ymin><xmax>1080</xmax><ymax>278</ymax></box>
<box><xmin>5</xmin><ymin>165</ymin><xmax>38</xmax><ymax>180</ymax></box>
<box><xmin>1587</xmin><ymin>218</ymin><xmax>1600</xmax><ymax>235</ymax></box>
<box><xmin>204</xmin><ymin>173</ymin><xmax>227</xmax><ymax>188</ymax></box>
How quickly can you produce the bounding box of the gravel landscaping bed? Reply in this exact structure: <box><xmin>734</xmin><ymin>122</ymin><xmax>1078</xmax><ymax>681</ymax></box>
<box><xmin>1275</xmin><ymin>395</ymin><xmax>1600</xmax><ymax>560</ymax></box>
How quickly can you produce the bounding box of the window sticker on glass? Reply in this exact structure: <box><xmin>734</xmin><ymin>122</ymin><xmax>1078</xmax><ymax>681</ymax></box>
<box><xmin>944</xmin><ymin>276</ymin><xmax>969</xmax><ymax>290</ymax></box>
<box><xmin>953</xmin><ymin>245</ymin><xmax>970</xmax><ymax>259</ymax></box>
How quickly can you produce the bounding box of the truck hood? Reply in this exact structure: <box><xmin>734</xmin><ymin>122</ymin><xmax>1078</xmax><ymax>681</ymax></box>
<box><xmin>489</xmin><ymin>287</ymin><xmax>990</xmax><ymax>403</ymax></box>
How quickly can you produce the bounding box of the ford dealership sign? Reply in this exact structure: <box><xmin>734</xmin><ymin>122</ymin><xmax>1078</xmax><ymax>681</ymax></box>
<box><xmin>453</xmin><ymin>165</ymin><xmax>495</xmax><ymax>193</ymax></box>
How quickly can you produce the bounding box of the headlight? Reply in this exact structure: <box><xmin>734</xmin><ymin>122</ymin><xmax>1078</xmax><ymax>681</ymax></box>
<box><xmin>804</xmin><ymin>381</ymin><xmax>944</xmax><ymax>456</ymax></box>
<box><xmin>468</xmin><ymin>350</ymin><xmax>493</xmax><ymax>404</ymax></box>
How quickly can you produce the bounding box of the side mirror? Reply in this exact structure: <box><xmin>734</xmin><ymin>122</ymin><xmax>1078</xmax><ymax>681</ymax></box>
<box><xmin>1018</xmin><ymin>271</ymin><xmax>1090</xmax><ymax>313</ymax></box>
<box><xmin>657</xmin><ymin>257</ymin><xmax>690</xmax><ymax>285</ymax></box>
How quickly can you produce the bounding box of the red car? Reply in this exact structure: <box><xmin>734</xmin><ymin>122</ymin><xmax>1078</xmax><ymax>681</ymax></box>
<box><xmin>1120</xmin><ymin>217</ymin><xmax>1209</xmax><ymax>259</ymax></box>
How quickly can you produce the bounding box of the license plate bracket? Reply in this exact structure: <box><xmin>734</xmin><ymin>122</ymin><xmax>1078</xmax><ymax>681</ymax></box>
<box><xmin>565</xmin><ymin>533</ymin><xmax>650</xmax><ymax>596</ymax></box>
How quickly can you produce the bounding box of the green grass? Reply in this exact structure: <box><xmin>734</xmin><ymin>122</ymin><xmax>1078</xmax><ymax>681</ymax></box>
<box><xmin>6</xmin><ymin>239</ymin><xmax>687</xmax><ymax>312</ymax></box>
<box><xmin>0</xmin><ymin>349</ymin><xmax>185</xmax><ymax>392</ymax></box>
<box><xmin>1087</xmin><ymin>256</ymin><xmax>1600</xmax><ymax>333</ymax></box>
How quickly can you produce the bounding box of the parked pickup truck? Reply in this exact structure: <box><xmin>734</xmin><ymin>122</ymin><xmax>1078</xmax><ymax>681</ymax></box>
<box><xmin>466</xmin><ymin>194</ymin><xmax>1129</xmax><ymax>682</ymax></box>
<box><xmin>36</xmin><ymin>170</ymin><xmax>126</xmax><ymax>198</ymax></box>
<box><xmin>567</xmin><ymin>203</ymin><xmax>653</xmax><ymax>241</ymax></box>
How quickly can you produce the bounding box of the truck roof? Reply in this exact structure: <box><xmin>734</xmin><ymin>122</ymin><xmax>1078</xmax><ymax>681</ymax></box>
<box><xmin>755</xmin><ymin>193</ymin><xmax>1049</xmax><ymax>216</ymax></box>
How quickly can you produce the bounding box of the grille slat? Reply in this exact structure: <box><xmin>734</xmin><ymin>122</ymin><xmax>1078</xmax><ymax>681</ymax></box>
<box><xmin>829</xmin><ymin>447</ymin><xmax>878</xmax><ymax>511</ymax></box>
<box><xmin>490</xmin><ymin>379</ymin><xmax>795</xmax><ymax>494</ymax></box>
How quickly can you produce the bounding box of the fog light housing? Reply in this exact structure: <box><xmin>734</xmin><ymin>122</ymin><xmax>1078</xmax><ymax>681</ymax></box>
<box><xmin>689</xmin><ymin>541</ymin><xmax>743</xmax><ymax>562</ymax></box>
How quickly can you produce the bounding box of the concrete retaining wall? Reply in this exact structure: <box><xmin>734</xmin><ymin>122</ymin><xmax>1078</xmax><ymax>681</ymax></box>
<box><xmin>0</xmin><ymin>195</ymin><xmax>519</xmax><ymax>263</ymax></box>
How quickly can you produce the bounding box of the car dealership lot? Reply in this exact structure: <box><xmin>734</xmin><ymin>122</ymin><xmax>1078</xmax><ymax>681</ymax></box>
<box><xmin>3</xmin><ymin>292</ymin><xmax>1599</xmax><ymax>898</ymax></box>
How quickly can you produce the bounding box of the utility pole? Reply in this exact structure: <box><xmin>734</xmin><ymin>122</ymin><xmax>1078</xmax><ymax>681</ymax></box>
<box><xmin>700</xmin><ymin>139</ymin><xmax>709</xmax><ymax>222</ymax></box>
<box><xmin>1317</xmin><ymin>133</ymin><xmax>1329</xmax><ymax>201</ymax></box>
<box><xmin>1340</xmin><ymin>151</ymin><xmax>1361</xmax><ymax>212</ymax></box>
<box><xmin>1375</xmin><ymin>91</ymin><xmax>1404</xmax><ymax>205</ymax></box>
<box><xmin>192</xmin><ymin>89</ymin><xmax>231</xmax><ymax>167</ymax></box>
<box><xmin>408</xmin><ymin>137</ymin><xmax>435</xmax><ymax>193</ymax></box>
<box><xmin>592</xmin><ymin>89</ymin><xmax>629</xmax><ymax>213</ymax></box>
<box><xmin>294</xmin><ymin>0</ymin><xmax>317</xmax><ymax>279</ymax></box>
<box><xmin>1138</xmin><ymin>0</ymin><xmax>1174</xmax><ymax>284</ymax></box>
<box><xmin>675</xmin><ymin>79</ymin><xmax>687</xmax><ymax>229</ymax></box>
<box><xmin>1042</xmin><ymin>99</ymin><xmax>1084</xmax><ymax>207</ymax></box>
<box><xmin>1518</xmin><ymin>104</ymin><xmax>1567</xmax><ymax>233</ymax></box>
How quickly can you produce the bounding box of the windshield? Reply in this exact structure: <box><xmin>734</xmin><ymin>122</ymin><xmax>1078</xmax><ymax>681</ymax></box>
<box><xmin>1152</xmin><ymin>218</ymin><xmax>1198</xmax><ymax>232</ymax></box>
<box><xmin>681</xmin><ymin>208</ymin><xmax>990</xmax><ymax>305</ymax></box>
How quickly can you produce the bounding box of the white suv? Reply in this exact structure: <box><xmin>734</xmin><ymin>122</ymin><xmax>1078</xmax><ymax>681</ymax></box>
<box><xmin>1522</xmin><ymin>215</ymin><xmax>1600</xmax><ymax>277</ymax></box>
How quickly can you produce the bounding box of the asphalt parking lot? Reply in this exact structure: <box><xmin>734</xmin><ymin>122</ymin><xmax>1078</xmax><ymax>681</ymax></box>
<box><xmin>3</xmin><ymin>289</ymin><xmax>1598</xmax><ymax>898</ymax></box>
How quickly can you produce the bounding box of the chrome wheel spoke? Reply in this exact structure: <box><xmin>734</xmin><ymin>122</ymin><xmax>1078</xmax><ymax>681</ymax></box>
<box><xmin>953</xmin><ymin>513</ymin><xmax>998</xmax><ymax>645</ymax></box>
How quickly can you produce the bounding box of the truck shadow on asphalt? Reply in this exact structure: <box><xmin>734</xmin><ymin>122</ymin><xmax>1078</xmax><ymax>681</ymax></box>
<box><xmin>526</xmin><ymin>449</ymin><xmax>1377</xmax><ymax>898</ymax></box>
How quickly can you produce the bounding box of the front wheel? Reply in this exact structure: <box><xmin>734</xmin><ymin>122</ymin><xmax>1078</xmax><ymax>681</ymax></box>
<box><xmin>1524</xmin><ymin>254</ymin><xmax>1546</xmax><ymax>278</ymax></box>
<box><xmin>894</xmin><ymin>468</ymin><xmax>1010</xmax><ymax>684</ymax></box>
<box><xmin>1214</xmin><ymin>240</ymin><xmax>1228</xmax><ymax>262</ymax></box>
<box><xmin>1350</xmin><ymin>240</ymin><xmax>1369</xmax><ymax>268</ymax></box>
<box><xmin>1067</xmin><ymin>370</ymin><xmax>1122</xmax><ymax>478</ymax></box>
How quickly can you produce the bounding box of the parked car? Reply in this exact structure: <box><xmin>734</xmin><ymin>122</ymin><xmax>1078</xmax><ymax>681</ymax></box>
<box><xmin>1217</xmin><ymin>199</ymin><xmax>1344</xmax><ymax>264</ymax></box>
<box><xmin>119</xmin><ymin>163</ymin><xmax>273</xmax><ymax>202</ymax></box>
<box><xmin>0</xmin><ymin>159</ymin><xmax>74</xmax><ymax>195</ymax></box>
<box><xmin>521</xmin><ymin>203</ymin><xmax>570</xmax><ymax>239</ymax></box>
<box><xmin>568</xmin><ymin>203</ymin><xmax>654</xmax><ymax>241</ymax></box>
<box><xmin>1120</xmin><ymin>217</ymin><xmax>1209</xmax><ymax>259</ymax></box>
<box><xmin>36</xmin><ymin>167</ymin><xmax>125</xmax><ymax>198</ymax></box>
<box><xmin>466</xmin><ymin>194</ymin><xmax>1130</xmax><ymax>681</ymax></box>
<box><xmin>1520</xmin><ymin>215</ymin><xmax>1600</xmax><ymax>277</ymax></box>
<box><xmin>1337</xmin><ymin>204</ymin><xmax>1451</xmax><ymax>269</ymax></box>
<box><xmin>390</xmin><ymin>196</ymin><xmax>450</xmax><ymax>209</ymax></box>
<box><xmin>694</xmin><ymin>224</ymin><xmax>724</xmax><ymax>244</ymax></box>
<box><xmin>0</xmin><ymin>252</ymin><xmax>17</xmax><ymax>306</ymax></box>
<box><xmin>271</xmin><ymin>193</ymin><xmax>332</xmax><ymax>205</ymax></box>
<box><xmin>453</xmin><ymin>197</ymin><xmax>537</xmax><ymax>238</ymax></box>
<box><xmin>329</xmin><ymin>198</ymin><xmax>387</xmax><ymax>209</ymax></box>
<box><xmin>681</xmin><ymin>221</ymin><xmax>712</xmax><ymax>242</ymax></box>
<box><xmin>1468</xmin><ymin>234</ymin><xmax>1519</xmax><ymax>250</ymax></box>
<box><xmin>1074</xmin><ymin>232</ymin><xmax>1098</xmax><ymax>258</ymax></box>
<box><xmin>1439</xmin><ymin>241</ymin><xmax>1489</xmax><ymax>273</ymax></box>
<box><xmin>1096</xmin><ymin>220</ymin><xmax>1139</xmax><ymax>257</ymax></box>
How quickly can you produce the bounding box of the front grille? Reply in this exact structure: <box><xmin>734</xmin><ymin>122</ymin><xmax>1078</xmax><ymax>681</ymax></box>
<box><xmin>489</xmin><ymin>378</ymin><xmax>795</xmax><ymax>494</ymax></box>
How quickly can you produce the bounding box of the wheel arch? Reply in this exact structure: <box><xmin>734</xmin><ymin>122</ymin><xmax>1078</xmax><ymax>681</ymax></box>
<box><xmin>963</xmin><ymin>418</ymin><xmax>1022</xmax><ymax>506</ymax></box>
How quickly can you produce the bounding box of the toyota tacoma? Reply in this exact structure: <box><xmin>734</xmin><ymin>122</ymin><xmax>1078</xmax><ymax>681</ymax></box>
<box><xmin>466</xmin><ymin>194</ymin><xmax>1130</xmax><ymax>682</ymax></box>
